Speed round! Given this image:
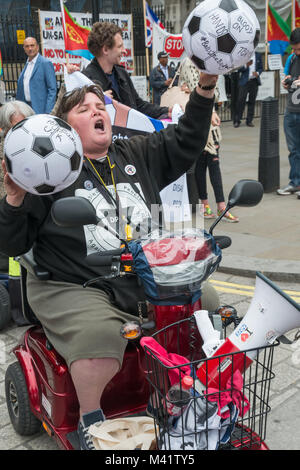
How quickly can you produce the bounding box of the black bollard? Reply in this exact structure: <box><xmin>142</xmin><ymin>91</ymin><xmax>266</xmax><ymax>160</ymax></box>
<box><xmin>258</xmin><ymin>97</ymin><xmax>280</xmax><ymax>192</ymax></box>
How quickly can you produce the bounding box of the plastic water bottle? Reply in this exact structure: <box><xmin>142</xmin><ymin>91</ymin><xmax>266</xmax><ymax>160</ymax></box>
<box><xmin>166</xmin><ymin>375</ymin><xmax>194</xmax><ymax>417</ymax></box>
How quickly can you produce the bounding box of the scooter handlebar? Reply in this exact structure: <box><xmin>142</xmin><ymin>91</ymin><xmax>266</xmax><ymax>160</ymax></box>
<box><xmin>86</xmin><ymin>249</ymin><xmax>123</xmax><ymax>267</ymax></box>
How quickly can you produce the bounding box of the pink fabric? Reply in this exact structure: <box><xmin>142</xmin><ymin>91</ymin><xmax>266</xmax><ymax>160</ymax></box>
<box><xmin>141</xmin><ymin>337</ymin><xmax>250</xmax><ymax>417</ymax></box>
<box><xmin>204</xmin><ymin>371</ymin><xmax>250</xmax><ymax>418</ymax></box>
<box><xmin>140</xmin><ymin>336</ymin><xmax>191</xmax><ymax>386</ymax></box>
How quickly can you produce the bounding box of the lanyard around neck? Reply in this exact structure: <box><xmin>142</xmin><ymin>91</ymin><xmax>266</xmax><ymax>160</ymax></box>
<box><xmin>87</xmin><ymin>156</ymin><xmax>117</xmax><ymax>195</ymax></box>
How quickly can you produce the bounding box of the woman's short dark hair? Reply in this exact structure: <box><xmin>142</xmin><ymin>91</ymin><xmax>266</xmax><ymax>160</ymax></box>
<box><xmin>55</xmin><ymin>84</ymin><xmax>105</xmax><ymax>122</ymax></box>
<box><xmin>87</xmin><ymin>22</ymin><xmax>123</xmax><ymax>57</ymax></box>
<box><xmin>290</xmin><ymin>27</ymin><xmax>300</xmax><ymax>45</ymax></box>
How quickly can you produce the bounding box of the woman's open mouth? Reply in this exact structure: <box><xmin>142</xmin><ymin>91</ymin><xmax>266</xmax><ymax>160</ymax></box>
<box><xmin>94</xmin><ymin>119</ymin><xmax>104</xmax><ymax>131</ymax></box>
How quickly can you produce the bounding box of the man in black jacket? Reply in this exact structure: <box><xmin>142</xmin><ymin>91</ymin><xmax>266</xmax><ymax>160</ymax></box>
<box><xmin>150</xmin><ymin>51</ymin><xmax>177</xmax><ymax>104</ymax></box>
<box><xmin>233</xmin><ymin>51</ymin><xmax>263</xmax><ymax>128</ymax></box>
<box><xmin>83</xmin><ymin>22</ymin><xmax>171</xmax><ymax>119</ymax></box>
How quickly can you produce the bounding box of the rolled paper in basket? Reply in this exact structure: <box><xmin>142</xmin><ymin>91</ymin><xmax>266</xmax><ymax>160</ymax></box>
<box><xmin>194</xmin><ymin>310</ymin><xmax>224</xmax><ymax>357</ymax></box>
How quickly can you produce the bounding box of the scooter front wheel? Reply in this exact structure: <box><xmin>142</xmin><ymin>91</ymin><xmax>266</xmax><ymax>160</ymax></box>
<box><xmin>5</xmin><ymin>362</ymin><xmax>41</xmax><ymax>436</ymax></box>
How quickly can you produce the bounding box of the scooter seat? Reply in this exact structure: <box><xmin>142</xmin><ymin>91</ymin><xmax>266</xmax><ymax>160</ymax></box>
<box><xmin>17</xmin><ymin>249</ymin><xmax>50</xmax><ymax>326</ymax></box>
<box><xmin>19</xmin><ymin>249</ymin><xmax>51</xmax><ymax>281</ymax></box>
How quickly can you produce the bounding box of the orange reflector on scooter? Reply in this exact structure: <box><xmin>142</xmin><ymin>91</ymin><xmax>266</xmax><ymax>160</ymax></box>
<box><xmin>217</xmin><ymin>305</ymin><xmax>237</xmax><ymax>320</ymax></box>
<box><xmin>123</xmin><ymin>265</ymin><xmax>132</xmax><ymax>272</ymax></box>
<box><xmin>120</xmin><ymin>322</ymin><xmax>142</xmax><ymax>340</ymax></box>
<box><xmin>43</xmin><ymin>421</ymin><xmax>54</xmax><ymax>436</ymax></box>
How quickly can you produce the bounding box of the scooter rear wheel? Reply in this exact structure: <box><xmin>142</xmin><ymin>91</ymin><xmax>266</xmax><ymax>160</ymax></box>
<box><xmin>5</xmin><ymin>362</ymin><xmax>41</xmax><ymax>436</ymax></box>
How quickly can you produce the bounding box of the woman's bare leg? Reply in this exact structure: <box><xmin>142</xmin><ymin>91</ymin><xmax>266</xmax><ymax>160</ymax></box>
<box><xmin>70</xmin><ymin>357</ymin><xmax>119</xmax><ymax>418</ymax></box>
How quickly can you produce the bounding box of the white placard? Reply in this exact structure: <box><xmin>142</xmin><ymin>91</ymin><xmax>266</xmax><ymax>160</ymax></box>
<box><xmin>280</xmin><ymin>70</ymin><xmax>288</xmax><ymax>94</ymax></box>
<box><xmin>217</xmin><ymin>75</ymin><xmax>227</xmax><ymax>102</ymax></box>
<box><xmin>256</xmin><ymin>71</ymin><xmax>275</xmax><ymax>100</ymax></box>
<box><xmin>131</xmin><ymin>76</ymin><xmax>149</xmax><ymax>101</ymax></box>
<box><xmin>268</xmin><ymin>54</ymin><xmax>283</xmax><ymax>71</ymax></box>
<box><xmin>160</xmin><ymin>174</ymin><xmax>191</xmax><ymax>223</ymax></box>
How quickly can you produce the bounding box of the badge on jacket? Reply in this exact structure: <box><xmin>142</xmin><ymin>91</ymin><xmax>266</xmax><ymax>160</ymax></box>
<box><xmin>124</xmin><ymin>165</ymin><xmax>136</xmax><ymax>175</ymax></box>
<box><xmin>84</xmin><ymin>180</ymin><xmax>94</xmax><ymax>190</ymax></box>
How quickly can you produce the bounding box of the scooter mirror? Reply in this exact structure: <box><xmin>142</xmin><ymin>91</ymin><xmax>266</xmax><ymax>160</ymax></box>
<box><xmin>227</xmin><ymin>179</ymin><xmax>264</xmax><ymax>208</ymax></box>
<box><xmin>51</xmin><ymin>196</ymin><xmax>99</xmax><ymax>227</ymax></box>
<box><xmin>209</xmin><ymin>179</ymin><xmax>263</xmax><ymax>235</ymax></box>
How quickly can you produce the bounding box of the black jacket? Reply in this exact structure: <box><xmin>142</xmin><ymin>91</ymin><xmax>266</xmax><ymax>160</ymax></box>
<box><xmin>149</xmin><ymin>65</ymin><xmax>177</xmax><ymax>105</ymax></box>
<box><xmin>238</xmin><ymin>52</ymin><xmax>263</xmax><ymax>86</ymax></box>
<box><xmin>83</xmin><ymin>58</ymin><xmax>168</xmax><ymax>119</ymax></box>
<box><xmin>0</xmin><ymin>91</ymin><xmax>213</xmax><ymax>290</ymax></box>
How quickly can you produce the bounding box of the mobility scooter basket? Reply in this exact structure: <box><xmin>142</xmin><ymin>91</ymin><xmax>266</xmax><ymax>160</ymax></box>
<box><xmin>143</xmin><ymin>315</ymin><xmax>278</xmax><ymax>451</ymax></box>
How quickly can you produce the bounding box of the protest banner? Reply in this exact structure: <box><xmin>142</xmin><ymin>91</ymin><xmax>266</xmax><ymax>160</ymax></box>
<box><xmin>97</xmin><ymin>14</ymin><xmax>134</xmax><ymax>74</ymax></box>
<box><xmin>39</xmin><ymin>11</ymin><xmax>134</xmax><ymax>74</ymax></box>
<box><xmin>152</xmin><ymin>22</ymin><xmax>186</xmax><ymax>70</ymax></box>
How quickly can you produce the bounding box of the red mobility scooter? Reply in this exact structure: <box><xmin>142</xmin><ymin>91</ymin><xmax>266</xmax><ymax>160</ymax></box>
<box><xmin>5</xmin><ymin>180</ymin><xmax>277</xmax><ymax>450</ymax></box>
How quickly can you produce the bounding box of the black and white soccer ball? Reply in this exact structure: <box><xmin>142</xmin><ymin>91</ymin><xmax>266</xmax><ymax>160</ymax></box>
<box><xmin>4</xmin><ymin>114</ymin><xmax>83</xmax><ymax>195</ymax></box>
<box><xmin>182</xmin><ymin>0</ymin><xmax>260</xmax><ymax>74</ymax></box>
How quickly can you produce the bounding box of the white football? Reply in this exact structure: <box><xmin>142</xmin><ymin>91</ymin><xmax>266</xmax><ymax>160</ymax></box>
<box><xmin>4</xmin><ymin>114</ymin><xmax>83</xmax><ymax>195</ymax></box>
<box><xmin>182</xmin><ymin>0</ymin><xmax>260</xmax><ymax>74</ymax></box>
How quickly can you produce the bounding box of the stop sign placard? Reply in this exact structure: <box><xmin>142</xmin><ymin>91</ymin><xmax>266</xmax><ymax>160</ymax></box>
<box><xmin>164</xmin><ymin>35</ymin><xmax>184</xmax><ymax>59</ymax></box>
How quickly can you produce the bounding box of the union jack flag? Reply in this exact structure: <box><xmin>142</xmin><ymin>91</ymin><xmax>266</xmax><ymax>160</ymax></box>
<box><xmin>145</xmin><ymin>1</ymin><xmax>164</xmax><ymax>48</ymax></box>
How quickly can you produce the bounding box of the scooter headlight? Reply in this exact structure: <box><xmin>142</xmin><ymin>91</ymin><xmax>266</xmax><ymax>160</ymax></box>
<box><xmin>120</xmin><ymin>321</ymin><xmax>142</xmax><ymax>340</ymax></box>
<box><xmin>216</xmin><ymin>305</ymin><xmax>238</xmax><ymax>326</ymax></box>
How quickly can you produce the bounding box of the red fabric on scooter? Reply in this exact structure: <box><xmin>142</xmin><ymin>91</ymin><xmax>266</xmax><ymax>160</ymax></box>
<box><xmin>204</xmin><ymin>370</ymin><xmax>250</xmax><ymax>418</ymax></box>
<box><xmin>143</xmin><ymin>237</ymin><xmax>212</xmax><ymax>267</ymax></box>
<box><xmin>140</xmin><ymin>337</ymin><xmax>191</xmax><ymax>386</ymax></box>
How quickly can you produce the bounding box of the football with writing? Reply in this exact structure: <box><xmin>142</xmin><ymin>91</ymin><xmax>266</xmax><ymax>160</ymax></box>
<box><xmin>182</xmin><ymin>0</ymin><xmax>260</xmax><ymax>74</ymax></box>
<box><xmin>4</xmin><ymin>114</ymin><xmax>83</xmax><ymax>195</ymax></box>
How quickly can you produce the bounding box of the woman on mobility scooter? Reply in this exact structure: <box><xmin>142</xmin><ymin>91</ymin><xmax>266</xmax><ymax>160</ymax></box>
<box><xmin>0</xmin><ymin>75</ymin><xmax>218</xmax><ymax>450</ymax></box>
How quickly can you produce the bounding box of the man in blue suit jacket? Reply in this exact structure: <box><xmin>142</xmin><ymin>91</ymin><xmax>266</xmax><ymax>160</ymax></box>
<box><xmin>233</xmin><ymin>51</ymin><xmax>263</xmax><ymax>128</ymax></box>
<box><xmin>16</xmin><ymin>37</ymin><xmax>57</xmax><ymax>114</ymax></box>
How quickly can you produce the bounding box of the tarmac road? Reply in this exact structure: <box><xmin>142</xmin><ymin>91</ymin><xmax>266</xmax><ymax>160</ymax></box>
<box><xmin>1</xmin><ymin>271</ymin><xmax>300</xmax><ymax>451</ymax></box>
